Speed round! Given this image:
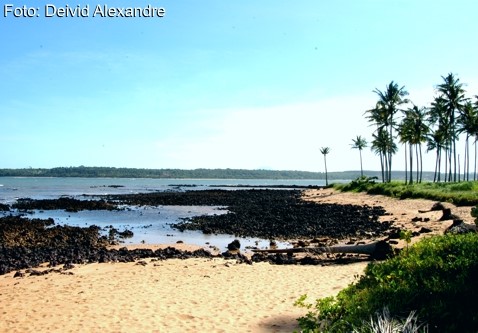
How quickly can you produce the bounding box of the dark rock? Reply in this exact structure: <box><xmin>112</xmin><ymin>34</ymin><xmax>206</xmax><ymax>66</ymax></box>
<box><xmin>12</xmin><ymin>197</ymin><xmax>119</xmax><ymax>212</ymax></box>
<box><xmin>445</xmin><ymin>220</ymin><xmax>477</xmax><ymax>234</ymax></box>
<box><xmin>13</xmin><ymin>271</ymin><xmax>24</xmax><ymax>278</ymax></box>
<box><xmin>63</xmin><ymin>263</ymin><xmax>75</xmax><ymax>270</ymax></box>
<box><xmin>418</xmin><ymin>227</ymin><xmax>433</xmax><ymax>234</ymax></box>
<box><xmin>227</xmin><ymin>239</ymin><xmax>241</xmax><ymax>251</ymax></box>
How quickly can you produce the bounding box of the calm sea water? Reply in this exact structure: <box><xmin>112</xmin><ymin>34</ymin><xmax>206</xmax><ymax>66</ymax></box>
<box><xmin>0</xmin><ymin>177</ymin><xmax>340</xmax><ymax>250</ymax></box>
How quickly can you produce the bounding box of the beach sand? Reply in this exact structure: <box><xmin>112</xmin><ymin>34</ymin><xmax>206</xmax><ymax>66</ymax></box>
<box><xmin>0</xmin><ymin>256</ymin><xmax>367</xmax><ymax>333</ymax></box>
<box><xmin>1</xmin><ymin>189</ymin><xmax>472</xmax><ymax>333</ymax></box>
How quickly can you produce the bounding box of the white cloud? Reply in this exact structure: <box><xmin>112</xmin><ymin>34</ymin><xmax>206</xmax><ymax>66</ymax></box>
<box><xmin>151</xmin><ymin>94</ymin><xmax>384</xmax><ymax>171</ymax></box>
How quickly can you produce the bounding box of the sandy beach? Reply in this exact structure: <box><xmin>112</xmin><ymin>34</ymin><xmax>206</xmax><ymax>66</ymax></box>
<box><xmin>1</xmin><ymin>189</ymin><xmax>473</xmax><ymax>333</ymax></box>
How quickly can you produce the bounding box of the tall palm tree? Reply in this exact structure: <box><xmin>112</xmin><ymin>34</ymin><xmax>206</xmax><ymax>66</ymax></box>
<box><xmin>436</xmin><ymin>73</ymin><xmax>467</xmax><ymax>182</ymax></box>
<box><xmin>458</xmin><ymin>101</ymin><xmax>478</xmax><ymax>181</ymax></box>
<box><xmin>366</xmin><ymin>81</ymin><xmax>409</xmax><ymax>182</ymax></box>
<box><xmin>474</xmin><ymin>96</ymin><xmax>478</xmax><ymax>180</ymax></box>
<box><xmin>406</xmin><ymin>105</ymin><xmax>429</xmax><ymax>183</ymax></box>
<box><xmin>428</xmin><ymin>96</ymin><xmax>453</xmax><ymax>182</ymax></box>
<box><xmin>320</xmin><ymin>147</ymin><xmax>330</xmax><ymax>186</ymax></box>
<box><xmin>399</xmin><ymin>114</ymin><xmax>414</xmax><ymax>184</ymax></box>
<box><xmin>371</xmin><ymin>128</ymin><xmax>397</xmax><ymax>183</ymax></box>
<box><xmin>426</xmin><ymin>128</ymin><xmax>448</xmax><ymax>182</ymax></box>
<box><xmin>351</xmin><ymin>135</ymin><xmax>368</xmax><ymax>177</ymax></box>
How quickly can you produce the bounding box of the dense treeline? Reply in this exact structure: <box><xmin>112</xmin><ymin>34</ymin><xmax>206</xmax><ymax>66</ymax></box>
<box><xmin>0</xmin><ymin>166</ymin><xmax>331</xmax><ymax>179</ymax></box>
<box><xmin>0</xmin><ymin>166</ymin><xmax>442</xmax><ymax>181</ymax></box>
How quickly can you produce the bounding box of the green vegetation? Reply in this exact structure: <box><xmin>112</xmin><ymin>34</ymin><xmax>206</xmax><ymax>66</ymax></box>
<box><xmin>0</xmin><ymin>166</ymin><xmax>448</xmax><ymax>182</ymax></box>
<box><xmin>364</xmin><ymin>74</ymin><xmax>478</xmax><ymax>184</ymax></box>
<box><xmin>351</xmin><ymin>308</ymin><xmax>428</xmax><ymax>333</ymax></box>
<box><xmin>295</xmin><ymin>233</ymin><xmax>478</xmax><ymax>332</ymax></box>
<box><xmin>334</xmin><ymin>177</ymin><xmax>478</xmax><ymax>206</ymax></box>
<box><xmin>0</xmin><ymin>166</ymin><xmax>337</xmax><ymax>179</ymax></box>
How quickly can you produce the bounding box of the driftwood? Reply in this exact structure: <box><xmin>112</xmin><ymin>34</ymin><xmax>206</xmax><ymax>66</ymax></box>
<box><xmin>252</xmin><ymin>240</ymin><xmax>393</xmax><ymax>260</ymax></box>
<box><xmin>418</xmin><ymin>202</ymin><xmax>458</xmax><ymax>221</ymax></box>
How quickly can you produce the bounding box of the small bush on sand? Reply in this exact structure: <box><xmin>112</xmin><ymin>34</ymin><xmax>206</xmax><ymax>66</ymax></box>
<box><xmin>295</xmin><ymin>233</ymin><xmax>478</xmax><ymax>332</ymax></box>
<box><xmin>335</xmin><ymin>176</ymin><xmax>379</xmax><ymax>193</ymax></box>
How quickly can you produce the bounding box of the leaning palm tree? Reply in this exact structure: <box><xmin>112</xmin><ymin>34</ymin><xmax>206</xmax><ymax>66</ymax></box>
<box><xmin>351</xmin><ymin>136</ymin><xmax>368</xmax><ymax>177</ymax></box>
<box><xmin>320</xmin><ymin>147</ymin><xmax>330</xmax><ymax>186</ymax></box>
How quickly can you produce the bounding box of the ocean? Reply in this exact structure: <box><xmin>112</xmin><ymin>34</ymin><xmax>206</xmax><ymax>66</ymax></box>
<box><xmin>0</xmin><ymin>177</ymin><xmax>336</xmax><ymax>250</ymax></box>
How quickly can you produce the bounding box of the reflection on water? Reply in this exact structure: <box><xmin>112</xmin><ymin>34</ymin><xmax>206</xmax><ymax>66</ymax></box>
<box><xmin>6</xmin><ymin>205</ymin><xmax>290</xmax><ymax>251</ymax></box>
<box><xmin>0</xmin><ymin>177</ymin><xmax>333</xmax><ymax>250</ymax></box>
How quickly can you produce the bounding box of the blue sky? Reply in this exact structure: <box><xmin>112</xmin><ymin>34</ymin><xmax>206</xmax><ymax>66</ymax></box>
<box><xmin>2</xmin><ymin>0</ymin><xmax>478</xmax><ymax>172</ymax></box>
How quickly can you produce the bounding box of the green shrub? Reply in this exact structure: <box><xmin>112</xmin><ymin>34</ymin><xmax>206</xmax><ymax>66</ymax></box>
<box><xmin>335</xmin><ymin>176</ymin><xmax>379</xmax><ymax>193</ymax></box>
<box><xmin>471</xmin><ymin>206</ymin><xmax>478</xmax><ymax>227</ymax></box>
<box><xmin>296</xmin><ymin>233</ymin><xmax>478</xmax><ymax>332</ymax></box>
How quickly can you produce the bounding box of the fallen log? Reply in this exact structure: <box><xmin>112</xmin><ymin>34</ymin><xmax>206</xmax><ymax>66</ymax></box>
<box><xmin>252</xmin><ymin>240</ymin><xmax>393</xmax><ymax>260</ymax></box>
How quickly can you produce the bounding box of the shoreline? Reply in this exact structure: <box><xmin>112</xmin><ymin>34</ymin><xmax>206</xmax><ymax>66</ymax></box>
<box><xmin>1</xmin><ymin>189</ymin><xmax>474</xmax><ymax>332</ymax></box>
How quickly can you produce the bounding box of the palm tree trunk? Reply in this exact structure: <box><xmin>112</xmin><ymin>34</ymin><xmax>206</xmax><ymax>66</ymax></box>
<box><xmin>473</xmin><ymin>136</ymin><xmax>478</xmax><ymax>180</ymax></box>
<box><xmin>465</xmin><ymin>136</ymin><xmax>470</xmax><ymax>181</ymax></box>
<box><xmin>409</xmin><ymin>143</ymin><xmax>413</xmax><ymax>184</ymax></box>
<box><xmin>444</xmin><ymin>147</ymin><xmax>448</xmax><ymax>182</ymax></box>
<box><xmin>324</xmin><ymin>156</ymin><xmax>328</xmax><ymax>186</ymax></box>
<box><xmin>458</xmin><ymin>154</ymin><xmax>461</xmax><ymax>182</ymax></box>
<box><xmin>359</xmin><ymin>150</ymin><xmax>364</xmax><ymax>177</ymax></box>
<box><xmin>438</xmin><ymin>148</ymin><xmax>442</xmax><ymax>182</ymax></box>
<box><xmin>419</xmin><ymin>144</ymin><xmax>423</xmax><ymax>183</ymax></box>
<box><xmin>404</xmin><ymin>145</ymin><xmax>408</xmax><ymax>184</ymax></box>
<box><xmin>380</xmin><ymin>152</ymin><xmax>385</xmax><ymax>183</ymax></box>
<box><xmin>448</xmin><ymin>144</ymin><xmax>452</xmax><ymax>182</ymax></box>
<box><xmin>433</xmin><ymin>149</ymin><xmax>439</xmax><ymax>182</ymax></box>
<box><xmin>389</xmin><ymin>124</ymin><xmax>393</xmax><ymax>183</ymax></box>
<box><xmin>415</xmin><ymin>145</ymin><xmax>419</xmax><ymax>183</ymax></box>
<box><xmin>453</xmin><ymin>137</ymin><xmax>457</xmax><ymax>182</ymax></box>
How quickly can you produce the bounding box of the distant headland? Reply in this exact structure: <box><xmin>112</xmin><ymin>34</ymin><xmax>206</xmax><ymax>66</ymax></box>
<box><xmin>0</xmin><ymin>166</ymin><xmax>438</xmax><ymax>181</ymax></box>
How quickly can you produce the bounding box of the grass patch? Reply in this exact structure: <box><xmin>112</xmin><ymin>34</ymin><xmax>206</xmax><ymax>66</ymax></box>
<box><xmin>333</xmin><ymin>177</ymin><xmax>478</xmax><ymax>206</ymax></box>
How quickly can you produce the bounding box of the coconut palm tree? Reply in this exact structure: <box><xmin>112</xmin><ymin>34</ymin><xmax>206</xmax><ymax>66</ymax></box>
<box><xmin>436</xmin><ymin>73</ymin><xmax>467</xmax><ymax>182</ymax></box>
<box><xmin>428</xmin><ymin>96</ymin><xmax>453</xmax><ymax>182</ymax></box>
<box><xmin>366</xmin><ymin>81</ymin><xmax>409</xmax><ymax>182</ymax></box>
<box><xmin>474</xmin><ymin>96</ymin><xmax>478</xmax><ymax>180</ymax></box>
<box><xmin>427</xmin><ymin>128</ymin><xmax>448</xmax><ymax>182</ymax></box>
<box><xmin>371</xmin><ymin>128</ymin><xmax>397</xmax><ymax>183</ymax></box>
<box><xmin>351</xmin><ymin>135</ymin><xmax>368</xmax><ymax>177</ymax></box>
<box><xmin>399</xmin><ymin>114</ymin><xmax>414</xmax><ymax>184</ymax></box>
<box><xmin>320</xmin><ymin>147</ymin><xmax>330</xmax><ymax>186</ymax></box>
<box><xmin>458</xmin><ymin>101</ymin><xmax>478</xmax><ymax>181</ymax></box>
<box><xmin>400</xmin><ymin>105</ymin><xmax>429</xmax><ymax>183</ymax></box>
